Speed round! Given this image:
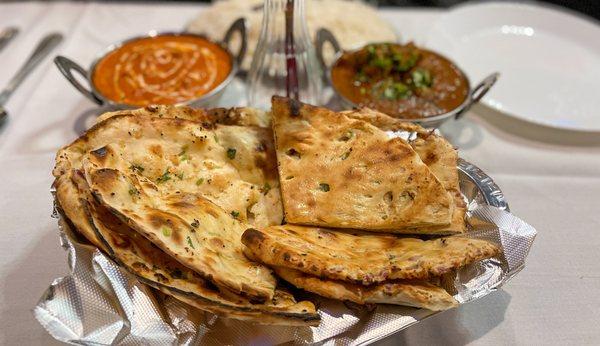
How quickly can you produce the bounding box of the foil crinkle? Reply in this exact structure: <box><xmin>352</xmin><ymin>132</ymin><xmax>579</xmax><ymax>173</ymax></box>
<box><xmin>34</xmin><ymin>159</ymin><xmax>536</xmax><ymax>345</ymax></box>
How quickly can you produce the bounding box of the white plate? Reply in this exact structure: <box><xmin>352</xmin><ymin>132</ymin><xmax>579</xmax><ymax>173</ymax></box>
<box><xmin>426</xmin><ymin>2</ymin><xmax>600</xmax><ymax>131</ymax></box>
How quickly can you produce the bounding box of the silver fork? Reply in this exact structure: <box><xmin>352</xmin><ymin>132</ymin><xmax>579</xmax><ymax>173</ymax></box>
<box><xmin>0</xmin><ymin>32</ymin><xmax>63</xmax><ymax>123</ymax></box>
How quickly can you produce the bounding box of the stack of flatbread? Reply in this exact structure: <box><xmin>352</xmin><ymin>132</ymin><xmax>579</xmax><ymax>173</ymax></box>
<box><xmin>240</xmin><ymin>97</ymin><xmax>498</xmax><ymax>312</ymax></box>
<box><xmin>52</xmin><ymin>98</ymin><xmax>499</xmax><ymax>326</ymax></box>
<box><xmin>53</xmin><ymin>106</ymin><xmax>318</xmax><ymax>325</ymax></box>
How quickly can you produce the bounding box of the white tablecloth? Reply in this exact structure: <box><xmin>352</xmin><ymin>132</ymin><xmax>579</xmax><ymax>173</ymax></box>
<box><xmin>0</xmin><ymin>2</ymin><xmax>599</xmax><ymax>345</ymax></box>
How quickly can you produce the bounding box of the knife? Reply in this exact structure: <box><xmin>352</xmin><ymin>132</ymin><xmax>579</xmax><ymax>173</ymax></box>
<box><xmin>0</xmin><ymin>32</ymin><xmax>63</xmax><ymax>123</ymax></box>
<box><xmin>0</xmin><ymin>27</ymin><xmax>19</xmax><ymax>53</ymax></box>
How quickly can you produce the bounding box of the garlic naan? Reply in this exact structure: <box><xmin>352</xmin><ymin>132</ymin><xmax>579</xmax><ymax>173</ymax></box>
<box><xmin>342</xmin><ymin>108</ymin><xmax>466</xmax><ymax>234</ymax></box>
<box><xmin>274</xmin><ymin>267</ymin><xmax>457</xmax><ymax>311</ymax></box>
<box><xmin>69</xmin><ymin>171</ymin><xmax>318</xmax><ymax>325</ymax></box>
<box><xmin>96</xmin><ymin>105</ymin><xmax>270</xmax><ymax>128</ymax></box>
<box><xmin>54</xmin><ymin>113</ymin><xmax>282</xmax><ymax>229</ymax></box>
<box><xmin>83</xmin><ymin>145</ymin><xmax>276</xmax><ymax>301</ymax></box>
<box><xmin>242</xmin><ymin>224</ymin><xmax>499</xmax><ymax>285</ymax></box>
<box><xmin>271</xmin><ymin>96</ymin><xmax>452</xmax><ymax>230</ymax></box>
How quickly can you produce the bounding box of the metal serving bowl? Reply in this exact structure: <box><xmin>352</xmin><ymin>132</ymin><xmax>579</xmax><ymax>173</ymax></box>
<box><xmin>315</xmin><ymin>28</ymin><xmax>499</xmax><ymax>128</ymax></box>
<box><xmin>55</xmin><ymin>18</ymin><xmax>247</xmax><ymax>110</ymax></box>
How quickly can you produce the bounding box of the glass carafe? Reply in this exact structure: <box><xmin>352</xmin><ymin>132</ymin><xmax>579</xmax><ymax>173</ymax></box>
<box><xmin>247</xmin><ymin>0</ymin><xmax>322</xmax><ymax>109</ymax></box>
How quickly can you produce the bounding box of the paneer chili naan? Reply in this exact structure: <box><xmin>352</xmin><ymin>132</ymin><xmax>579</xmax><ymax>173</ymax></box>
<box><xmin>274</xmin><ymin>267</ymin><xmax>457</xmax><ymax>311</ymax></box>
<box><xmin>270</xmin><ymin>96</ymin><xmax>452</xmax><ymax>230</ymax></box>
<box><xmin>242</xmin><ymin>225</ymin><xmax>499</xmax><ymax>285</ymax></box>
<box><xmin>342</xmin><ymin>107</ymin><xmax>466</xmax><ymax>234</ymax></box>
<box><xmin>69</xmin><ymin>170</ymin><xmax>318</xmax><ymax>325</ymax></box>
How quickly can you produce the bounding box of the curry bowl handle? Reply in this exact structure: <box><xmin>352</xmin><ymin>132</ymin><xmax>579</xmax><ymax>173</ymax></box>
<box><xmin>54</xmin><ymin>56</ymin><xmax>103</xmax><ymax>105</ymax></box>
<box><xmin>456</xmin><ymin>72</ymin><xmax>500</xmax><ymax>119</ymax></box>
<box><xmin>315</xmin><ymin>28</ymin><xmax>342</xmax><ymax>73</ymax></box>
<box><xmin>223</xmin><ymin>18</ymin><xmax>247</xmax><ymax>67</ymax></box>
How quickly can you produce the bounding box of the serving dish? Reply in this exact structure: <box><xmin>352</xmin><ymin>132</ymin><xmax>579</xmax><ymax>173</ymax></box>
<box><xmin>316</xmin><ymin>28</ymin><xmax>499</xmax><ymax>128</ymax></box>
<box><xmin>35</xmin><ymin>100</ymin><xmax>535</xmax><ymax>345</ymax></box>
<box><xmin>54</xmin><ymin>18</ymin><xmax>247</xmax><ymax>109</ymax></box>
<box><xmin>425</xmin><ymin>2</ymin><xmax>600</xmax><ymax>132</ymax></box>
<box><xmin>35</xmin><ymin>156</ymin><xmax>533</xmax><ymax>345</ymax></box>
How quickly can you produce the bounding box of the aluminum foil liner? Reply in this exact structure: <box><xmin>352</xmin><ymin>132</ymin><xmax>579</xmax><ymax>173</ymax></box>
<box><xmin>34</xmin><ymin>159</ymin><xmax>536</xmax><ymax>345</ymax></box>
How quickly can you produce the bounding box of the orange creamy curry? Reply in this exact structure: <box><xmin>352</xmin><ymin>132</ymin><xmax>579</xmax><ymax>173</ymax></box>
<box><xmin>93</xmin><ymin>34</ymin><xmax>232</xmax><ymax>106</ymax></box>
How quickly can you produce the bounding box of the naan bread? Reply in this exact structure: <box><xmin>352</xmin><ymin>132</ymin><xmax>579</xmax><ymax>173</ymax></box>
<box><xmin>82</xmin><ymin>145</ymin><xmax>276</xmax><ymax>301</ymax></box>
<box><xmin>161</xmin><ymin>288</ymin><xmax>319</xmax><ymax>326</ymax></box>
<box><xmin>54</xmin><ymin>113</ymin><xmax>282</xmax><ymax>229</ymax></box>
<box><xmin>54</xmin><ymin>174</ymin><xmax>107</xmax><ymax>251</ymax></box>
<box><xmin>340</xmin><ymin>107</ymin><xmax>427</xmax><ymax>135</ymax></box>
<box><xmin>242</xmin><ymin>225</ymin><xmax>499</xmax><ymax>285</ymax></box>
<box><xmin>271</xmin><ymin>96</ymin><xmax>452</xmax><ymax>230</ymax></box>
<box><xmin>274</xmin><ymin>267</ymin><xmax>457</xmax><ymax>311</ymax></box>
<box><xmin>96</xmin><ymin>105</ymin><xmax>271</xmax><ymax>128</ymax></box>
<box><xmin>95</xmin><ymin>105</ymin><xmax>213</xmax><ymax>125</ymax></box>
<box><xmin>342</xmin><ymin>108</ymin><xmax>466</xmax><ymax>234</ymax></box>
<box><xmin>69</xmin><ymin>171</ymin><xmax>318</xmax><ymax>325</ymax></box>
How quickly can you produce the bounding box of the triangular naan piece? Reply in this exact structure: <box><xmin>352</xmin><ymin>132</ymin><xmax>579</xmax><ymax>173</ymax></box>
<box><xmin>342</xmin><ymin>108</ymin><xmax>466</xmax><ymax>234</ymax></box>
<box><xmin>69</xmin><ymin>170</ymin><xmax>319</xmax><ymax>325</ymax></box>
<box><xmin>242</xmin><ymin>225</ymin><xmax>499</xmax><ymax>285</ymax></box>
<box><xmin>271</xmin><ymin>96</ymin><xmax>452</xmax><ymax>230</ymax></box>
<box><xmin>274</xmin><ymin>267</ymin><xmax>457</xmax><ymax>311</ymax></box>
<box><xmin>82</xmin><ymin>144</ymin><xmax>277</xmax><ymax>301</ymax></box>
<box><xmin>54</xmin><ymin>106</ymin><xmax>276</xmax><ymax>252</ymax></box>
<box><xmin>54</xmin><ymin>113</ymin><xmax>282</xmax><ymax>229</ymax></box>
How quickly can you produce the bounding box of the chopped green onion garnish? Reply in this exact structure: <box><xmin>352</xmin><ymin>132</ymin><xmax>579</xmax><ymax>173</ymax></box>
<box><xmin>227</xmin><ymin>148</ymin><xmax>236</xmax><ymax>159</ymax></box>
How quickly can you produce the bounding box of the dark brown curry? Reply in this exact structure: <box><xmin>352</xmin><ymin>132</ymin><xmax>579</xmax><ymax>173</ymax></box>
<box><xmin>331</xmin><ymin>43</ymin><xmax>468</xmax><ymax>119</ymax></box>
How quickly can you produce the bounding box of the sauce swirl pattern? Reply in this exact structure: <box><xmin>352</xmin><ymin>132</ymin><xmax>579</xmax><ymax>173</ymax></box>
<box><xmin>93</xmin><ymin>35</ymin><xmax>231</xmax><ymax>106</ymax></box>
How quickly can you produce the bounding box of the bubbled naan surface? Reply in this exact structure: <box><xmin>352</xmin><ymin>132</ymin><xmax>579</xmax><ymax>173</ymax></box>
<box><xmin>271</xmin><ymin>96</ymin><xmax>452</xmax><ymax>230</ymax></box>
<box><xmin>242</xmin><ymin>224</ymin><xmax>499</xmax><ymax>285</ymax></box>
<box><xmin>342</xmin><ymin>108</ymin><xmax>466</xmax><ymax>234</ymax></box>
<box><xmin>82</xmin><ymin>142</ymin><xmax>277</xmax><ymax>301</ymax></box>
<box><xmin>55</xmin><ymin>113</ymin><xmax>282</xmax><ymax>229</ymax></box>
<box><xmin>69</xmin><ymin>170</ymin><xmax>318</xmax><ymax>324</ymax></box>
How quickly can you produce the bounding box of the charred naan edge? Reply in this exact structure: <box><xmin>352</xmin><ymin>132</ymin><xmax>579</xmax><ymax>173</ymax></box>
<box><xmin>94</xmin><ymin>105</ymin><xmax>213</xmax><ymax>125</ymax></box>
<box><xmin>54</xmin><ymin>114</ymin><xmax>282</xmax><ymax>228</ymax></box>
<box><xmin>70</xmin><ymin>172</ymin><xmax>318</xmax><ymax>325</ymax></box>
<box><xmin>159</xmin><ymin>287</ymin><xmax>320</xmax><ymax>326</ymax></box>
<box><xmin>205</xmin><ymin>107</ymin><xmax>271</xmax><ymax>128</ymax></box>
<box><xmin>342</xmin><ymin>108</ymin><xmax>466</xmax><ymax>234</ymax></box>
<box><xmin>340</xmin><ymin>107</ymin><xmax>429</xmax><ymax>135</ymax></box>
<box><xmin>274</xmin><ymin>267</ymin><xmax>458</xmax><ymax>311</ymax></box>
<box><xmin>82</xmin><ymin>146</ymin><xmax>277</xmax><ymax>301</ymax></box>
<box><xmin>242</xmin><ymin>225</ymin><xmax>499</xmax><ymax>285</ymax></box>
<box><xmin>54</xmin><ymin>174</ymin><xmax>108</xmax><ymax>251</ymax></box>
<box><xmin>95</xmin><ymin>105</ymin><xmax>270</xmax><ymax>128</ymax></box>
<box><xmin>271</xmin><ymin>96</ymin><xmax>452</xmax><ymax>230</ymax></box>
